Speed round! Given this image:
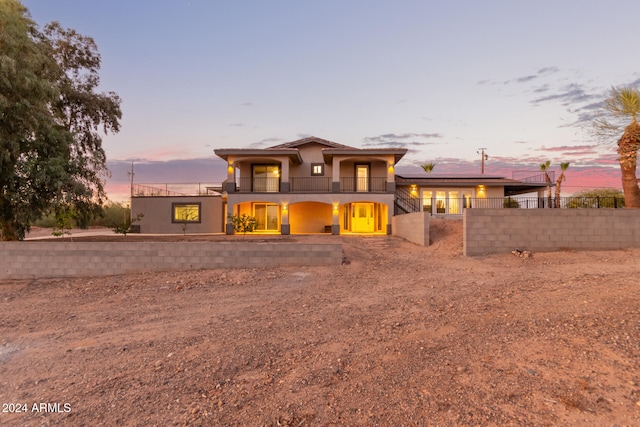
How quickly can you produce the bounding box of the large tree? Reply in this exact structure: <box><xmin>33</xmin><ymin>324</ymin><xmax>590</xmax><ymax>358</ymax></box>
<box><xmin>594</xmin><ymin>86</ymin><xmax>640</xmax><ymax>208</ymax></box>
<box><xmin>0</xmin><ymin>1</ymin><xmax>121</xmax><ymax>240</ymax></box>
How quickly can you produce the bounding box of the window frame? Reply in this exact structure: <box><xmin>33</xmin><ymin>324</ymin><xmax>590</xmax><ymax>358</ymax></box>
<box><xmin>311</xmin><ymin>163</ymin><xmax>325</xmax><ymax>176</ymax></box>
<box><xmin>171</xmin><ymin>202</ymin><xmax>202</xmax><ymax>223</ymax></box>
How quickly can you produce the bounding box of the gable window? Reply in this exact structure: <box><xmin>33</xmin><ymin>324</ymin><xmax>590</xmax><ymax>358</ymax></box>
<box><xmin>172</xmin><ymin>203</ymin><xmax>201</xmax><ymax>223</ymax></box>
<box><xmin>311</xmin><ymin>163</ymin><xmax>325</xmax><ymax>176</ymax></box>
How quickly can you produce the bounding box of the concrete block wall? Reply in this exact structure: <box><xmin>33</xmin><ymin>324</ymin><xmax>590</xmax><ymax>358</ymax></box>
<box><xmin>0</xmin><ymin>241</ymin><xmax>343</xmax><ymax>280</ymax></box>
<box><xmin>392</xmin><ymin>211</ymin><xmax>430</xmax><ymax>246</ymax></box>
<box><xmin>464</xmin><ymin>209</ymin><xmax>640</xmax><ymax>256</ymax></box>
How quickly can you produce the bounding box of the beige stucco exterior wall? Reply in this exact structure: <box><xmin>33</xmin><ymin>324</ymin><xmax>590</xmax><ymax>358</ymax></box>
<box><xmin>289</xmin><ymin>143</ymin><xmax>333</xmax><ymax>178</ymax></box>
<box><xmin>464</xmin><ymin>209</ymin><xmax>640</xmax><ymax>256</ymax></box>
<box><xmin>132</xmin><ymin>196</ymin><xmax>223</xmax><ymax>234</ymax></box>
<box><xmin>289</xmin><ymin>202</ymin><xmax>332</xmax><ymax>233</ymax></box>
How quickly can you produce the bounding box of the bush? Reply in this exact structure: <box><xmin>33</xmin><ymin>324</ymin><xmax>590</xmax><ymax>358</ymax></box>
<box><xmin>228</xmin><ymin>214</ymin><xmax>258</xmax><ymax>238</ymax></box>
<box><xmin>566</xmin><ymin>189</ymin><xmax>625</xmax><ymax>208</ymax></box>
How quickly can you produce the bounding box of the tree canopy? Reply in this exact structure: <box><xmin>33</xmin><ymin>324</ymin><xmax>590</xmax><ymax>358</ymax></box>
<box><xmin>0</xmin><ymin>0</ymin><xmax>121</xmax><ymax>240</ymax></box>
<box><xmin>593</xmin><ymin>86</ymin><xmax>640</xmax><ymax>208</ymax></box>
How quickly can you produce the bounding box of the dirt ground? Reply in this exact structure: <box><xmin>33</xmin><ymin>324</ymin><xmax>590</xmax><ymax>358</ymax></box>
<box><xmin>1</xmin><ymin>219</ymin><xmax>639</xmax><ymax>426</ymax></box>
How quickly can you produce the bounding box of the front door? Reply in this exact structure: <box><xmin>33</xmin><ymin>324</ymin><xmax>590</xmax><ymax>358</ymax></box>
<box><xmin>352</xmin><ymin>202</ymin><xmax>374</xmax><ymax>232</ymax></box>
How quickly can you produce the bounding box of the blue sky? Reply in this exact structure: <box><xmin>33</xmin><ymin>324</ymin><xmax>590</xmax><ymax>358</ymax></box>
<box><xmin>23</xmin><ymin>0</ymin><xmax>640</xmax><ymax>201</ymax></box>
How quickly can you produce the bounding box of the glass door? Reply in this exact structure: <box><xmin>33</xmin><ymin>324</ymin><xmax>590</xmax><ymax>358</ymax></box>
<box><xmin>352</xmin><ymin>203</ymin><xmax>374</xmax><ymax>232</ymax></box>
<box><xmin>254</xmin><ymin>203</ymin><xmax>279</xmax><ymax>231</ymax></box>
<box><xmin>356</xmin><ymin>165</ymin><xmax>369</xmax><ymax>192</ymax></box>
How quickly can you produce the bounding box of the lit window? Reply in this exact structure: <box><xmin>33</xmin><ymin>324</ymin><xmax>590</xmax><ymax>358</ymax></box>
<box><xmin>311</xmin><ymin>163</ymin><xmax>324</xmax><ymax>176</ymax></box>
<box><xmin>172</xmin><ymin>203</ymin><xmax>201</xmax><ymax>223</ymax></box>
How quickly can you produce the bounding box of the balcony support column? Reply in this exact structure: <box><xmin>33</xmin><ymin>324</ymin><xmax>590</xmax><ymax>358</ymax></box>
<box><xmin>225</xmin><ymin>201</ymin><xmax>235</xmax><ymax>235</ymax></box>
<box><xmin>281</xmin><ymin>203</ymin><xmax>290</xmax><ymax>235</ymax></box>
<box><xmin>280</xmin><ymin>159</ymin><xmax>289</xmax><ymax>193</ymax></box>
<box><xmin>332</xmin><ymin>158</ymin><xmax>341</xmax><ymax>192</ymax></box>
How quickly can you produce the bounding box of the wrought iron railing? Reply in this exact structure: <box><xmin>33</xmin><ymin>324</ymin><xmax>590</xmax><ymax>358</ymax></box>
<box><xmin>237</xmin><ymin>177</ymin><xmax>280</xmax><ymax>192</ymax></box>
<box><xmin>290</xmin><ymin>177</ymin><xmax>332</xmax><ymax>192</ymax></box>
<box><xmin>395</xmin><ymin>196</ymin><xmax>626</xmax><ymax>215</ymax></box>
<box><xmin>511</xmin><ymin>171</ymin><xmax>555</xmax><ymax>184</ymax></box>
<box><xmin>133</xmin><ymin>183</ymin><xmax>222</xmax><ymax>197</ymax></box>
<box><xmin>340</xmin><ymin>177</ymin><xmax>387</xmax><ymax>192</ymax></box>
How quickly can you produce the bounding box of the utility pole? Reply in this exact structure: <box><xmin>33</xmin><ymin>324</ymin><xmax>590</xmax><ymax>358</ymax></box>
<box><xmin>127</xmin><ymin>161</ymin><xmax>135</xmax><ymax>197</ymax></box>
<box><xmin>477</xmin><ymin>148</ymin><xmax>488</xmax><ymax>174</ymax></box>
<box><xmin>127</xmin><ymin>162</ymin><xmax>135</xmax><ymax>222</ymax></box>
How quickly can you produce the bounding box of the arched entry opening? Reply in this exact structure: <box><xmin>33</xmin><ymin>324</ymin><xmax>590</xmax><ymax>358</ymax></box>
<box><xmin>341</xmin><ymin>202</ymin><xmax>388</xmax><ymax>234</ymax></box>
<box><xmin>289</xmin><ymin>201</ymin><xmax>332</xmax><ymax>234</ymax></box>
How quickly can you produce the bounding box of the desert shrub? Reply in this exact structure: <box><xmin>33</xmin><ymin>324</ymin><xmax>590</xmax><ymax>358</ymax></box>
<box><xmin>503</xmin><ymin>198</ymin><xmax>520</xmax><ymax>208</ymax></box>
<box><xmin>228</xmin><ymin>214</ymin><xmax>258</xmax><ymax>238</ymax></box>
<box><xmin>566</xmin><ymin>189</ymin><xmax>625</xmax><ymax>208</ymax></box>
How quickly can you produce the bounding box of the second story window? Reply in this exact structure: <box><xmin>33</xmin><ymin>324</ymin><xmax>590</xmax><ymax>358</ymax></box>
<box><xmin>311</xmin><ymin>163</ymin><xmax>324</xmax><ymax>176</ymax></box>
<box><xmin>252</xmin><ymin>164</ymin><xmax>280</xmax><ymax>192</ymax></box>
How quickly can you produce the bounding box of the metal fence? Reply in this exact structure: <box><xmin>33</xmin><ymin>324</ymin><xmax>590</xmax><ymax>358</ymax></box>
<box><xmin>132</xmin><ymin>183</ymin><xmax>223</xmax><ymax>197</ymax></box>
<box><xmin>395</xmin><ymin>195</ymin><xmax>626</xmax><ymax>215</ymax></box>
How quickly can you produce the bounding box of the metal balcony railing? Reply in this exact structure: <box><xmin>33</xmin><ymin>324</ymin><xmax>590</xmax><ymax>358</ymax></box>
<box><xmin>237</xmin><ymin>177</ymin><xmax>280</xmax><ymax>192</ymax></box>
<box><xmin>132</xmin><ymin>183</ymin><xmax>223</xmax><ymax>197</ymax></box>
<box><xmin>394</xmin><ymin>196</ymin><xmax>626</xmax><ymax>215</ymax></box>
<box><xmin>340</xmin><ymin>177</ymin><xmax>387</xmax><ymax>192</ymax></box>
<box><xmin>290</xmin><ymin>177</ymin><xmax>332</xmax><ymax>192</ymax></box>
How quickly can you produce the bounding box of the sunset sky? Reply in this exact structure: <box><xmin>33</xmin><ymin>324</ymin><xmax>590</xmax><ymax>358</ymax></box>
<box><xmin>23</xmin><ymin>0</ymin><xmax>640</xmax><ymax>201</ymax></box>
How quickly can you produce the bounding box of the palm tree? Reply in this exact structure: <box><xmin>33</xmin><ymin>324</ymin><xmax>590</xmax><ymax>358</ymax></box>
<box><xmin>554</xmin><ymin>162</ymin><xmax>570</xmax><ymax>208</ymax></box>
<box><xmin>539</xmin><ymin>160</ymin><xmax>552</xmax><ymax>208</ymax></box>
<box><xmin>594</xmin><ymin>86</ymin><xmax>640</xmax><ymax>208</ymax></box>
<box><xmin>421</xmin><ymin>162</ymin><xmax>436</xmax><ymax>174</ymax></box>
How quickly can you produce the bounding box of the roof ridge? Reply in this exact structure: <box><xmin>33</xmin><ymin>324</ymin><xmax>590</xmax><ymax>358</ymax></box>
<box><xmin>268</xmin><ymin>136</ymin><xmax>356</xmax><ymax>149</ymax></box>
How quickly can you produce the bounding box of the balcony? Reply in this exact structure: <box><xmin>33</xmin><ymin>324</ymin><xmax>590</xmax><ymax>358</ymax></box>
<box><xmin>290</xmin><ymin>177</ymin><xmax>332</xmax><ymax>192</ymax></box>
<box><xmin>234</xmin><ymin>176</ymin><xmax>388</xmax><ymax>193</ymax></box>
<box><xmin>340</xmin><ymin>177</ymin><xmax>387</xmax><ymax>192</ymax></box>
<box><xmin>237</xmin><ymin>177</ymin><xmax>280</xmax><ymax>192</ymax></box>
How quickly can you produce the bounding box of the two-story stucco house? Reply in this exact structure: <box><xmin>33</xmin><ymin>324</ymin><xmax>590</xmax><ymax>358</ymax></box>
<box><xmin>131</xmin><ymin>136</ymin><xmax>552</xmax><ymax>235</ymax></box>
<box><xmin>214</xmin><ymin>136</ymin><xmax>407</xmax><ymax>235</ymax></box>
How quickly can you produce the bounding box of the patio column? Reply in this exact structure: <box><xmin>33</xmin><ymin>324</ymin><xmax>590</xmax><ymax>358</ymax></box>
<box><xmin>225</xmin><ymin>201</ymin><xmax>235</xmax><ymax>234</ymax></box>
<box><xmin>332</xmin><ymin>202</ymin><xmax>340</xmax><ymax>235</ymax></box>
<box><xmin>281</xmin><ymin>203</ymin><xmax>290</xmax><ymax>235</ymax></box>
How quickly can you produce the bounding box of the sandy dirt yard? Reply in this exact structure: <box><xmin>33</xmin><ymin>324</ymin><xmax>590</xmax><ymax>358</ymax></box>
<box><xmin>1</xmin><ymin>219</ymin><xmax>639</xmax><ymax>426</ymax></box>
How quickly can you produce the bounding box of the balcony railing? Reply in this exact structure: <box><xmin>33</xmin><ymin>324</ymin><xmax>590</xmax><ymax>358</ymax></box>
<box><xmin>290</xmin><ymin>177</ymin><xmax>332</xmax><ymax>192</ymax></box>
<box><xmin>340</xmin><ymin>177</ymin><xmax>387</xmax><ymax>192</ymax></box>
<box><xmin>395</xmin><ymin>196</ymin><xmax>626</xmax><ymax>215</ymax></box>
<box><xmin>237</xmin><ymin>177</ymin><xmax>280</xmax><ymax>192</ymax></box>
<box><xmin>233</xmin><ymin>176</ymin><xmax>388</xmax><ymax>193</ymax></box>
<box><xmin>511</xmin><ymin>171</ymin><xmax>555</xmax><ymax>183</ymax></box>
<box><xmin>133</xmin><ymin>183</ymin><xmax>223</xmax><ymax>197</ymax></box>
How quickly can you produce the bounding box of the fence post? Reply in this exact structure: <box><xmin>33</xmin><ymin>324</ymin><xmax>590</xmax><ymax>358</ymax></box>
<box><xmin>597</xmin><ymin>196</ymin><xmax>600</xmax><ymax>209</ymax></box>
